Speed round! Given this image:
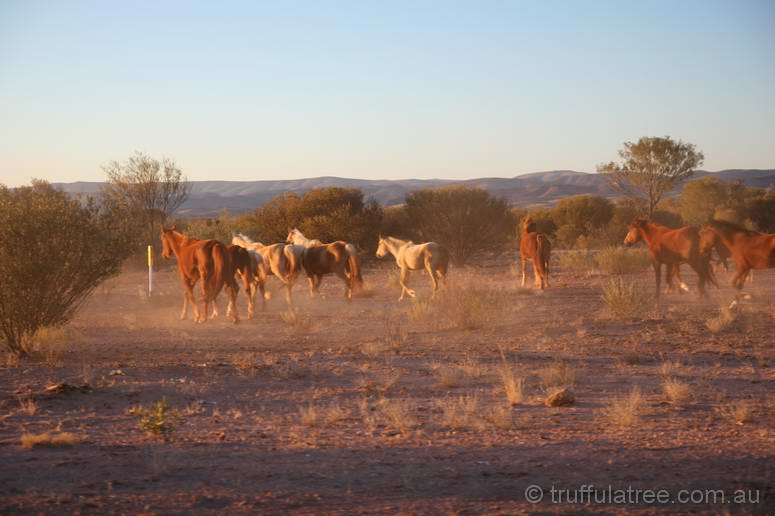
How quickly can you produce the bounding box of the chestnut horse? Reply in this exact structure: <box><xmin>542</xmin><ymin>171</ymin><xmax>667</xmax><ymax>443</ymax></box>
<box><xmin>519</xmin><ymin>217</ymin><xmax>551</xmax><ymax>289</ymax></box>
<box><xmin>160</xmin><ymin>226</ymin><xmax>239</xmax><ymax>323</ymax></box>
<box><xmin>376</xmin><ymin>236</ymin><xmax>449</xmax><ymax>301</ymax></box>
<box><xmin>624</xmin><ymin>219</ymin><xmax>715</xmax><ymax>299</ymax></box>
<box><xmin>301</xmin><ymin>241</ymin><xmax>363</xmax><ymax>300</ymax></box>
<box><xmin>699</xmin><ymin>220</ymin><xmax>775</xmax><ymax>291</ymax></box>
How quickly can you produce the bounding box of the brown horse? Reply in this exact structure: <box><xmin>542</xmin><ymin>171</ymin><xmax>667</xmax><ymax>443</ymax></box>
<box><xmin>699</xmin><ymin>220</ymin><xmax>775</xmax><ymax>291</ymax></box>
<box><xmin>624</xmin><ymin>219</ymin><xmax>715</xmax><ymax>298</ymax></box>
<box><xmin>519</xmin><ymin>217</ymin><xmax>551</xmax><ymax>289</ymax></box>
<box><xmin>301</xmin><ymin>241</ymin><xmax>363</xmax><ymax>300</ymax></box>
<box><xmin>160</xmin><ymin>226</ymin><xmax>239</xmax><ymax>323</ymax></box>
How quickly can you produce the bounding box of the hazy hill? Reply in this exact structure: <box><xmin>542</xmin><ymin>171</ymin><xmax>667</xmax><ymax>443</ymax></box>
<box><xmin>53</xmin><ymin>169</ymin><xmax>775</xmax><ymax>217</ymax></box>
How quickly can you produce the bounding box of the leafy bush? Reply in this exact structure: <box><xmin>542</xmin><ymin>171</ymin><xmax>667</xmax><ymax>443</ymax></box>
<box><xmin>595</xmin><ymin>247</ymin><xmax>651</xmax><ymax>275</ymax></box>
<box><xmin>0</xmin><ymin>181</ymin><xmax>134</xmax><ymax>356</ymax></box>
<box><xmin>404</xmin><ymin>186</ymin><xmax>515</xmax><ymax>265</ymax></box>
<box><xmin>246</xmin><ymin>187</ymin><xmax>383</xmax><ymax>250</ymax></box>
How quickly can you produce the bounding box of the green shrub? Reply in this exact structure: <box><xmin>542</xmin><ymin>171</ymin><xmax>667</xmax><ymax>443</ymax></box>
<box><xmin>0</xmin><ymin>181</ymin><xmax>135</xmax><ymax>356</ymax></box>
<box><xmin>133</xmin><ymin>398</ymin><xmax>183</xmax><ymax>440</ymax></box>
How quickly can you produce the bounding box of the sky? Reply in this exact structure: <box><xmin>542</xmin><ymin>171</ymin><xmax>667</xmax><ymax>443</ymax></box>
<box><xmin>1</xmin><ymin>1</ymin><xmax>774</xmax><ymax>186</ymax></box>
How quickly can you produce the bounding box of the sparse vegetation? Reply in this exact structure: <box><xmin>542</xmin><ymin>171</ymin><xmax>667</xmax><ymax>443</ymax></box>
<box><xmin>133</xmin><ymin>398</ymin><xmax>183</xmax><ymax>440</ymax></box>
<box><xmin>595</xmin><ymin>247</ymin><xmax>651</xmax><ymax>275</ymax></box>
<box><xmin>21</xmin><ymin>431</ymin><xmax>81</xmax><ymax>449</ymax></box>
<box><xmin>498</xmin><ymin>362</ymin><xmax>525</xmax><ymax>406</ymax></box>
<box><xmin>602</xmin><ymin>387</ymin><xmax>643</xmax><ymax>427</ymax></box>
<box><xmin>436</xmin><ymin>395</ymin><xmax>485</xmax><ymax>431</ymax></box>
<box><xmin>602</xmin><ymin>278</ymin><xmax>653</xmax><ymax>318</ymax></box>
<box><xmin>379</xmin><ymin>399</ymin><xmax>415</xmax><ymax>436</ymax></box>
<box><xmin>706</xmin><ymin>306</ymin><xmax>737</xmax><ymax>333</ymax></box>
<box><xmin>716</xmin><ymin>400</ymin><xmax>753</xmax><ymax>425</ymax></box>
<box><xmin>559</xmin><ymin>251</ymin><xmax>597</xmax><ymax>273</ymax></box>
<box><xmin>663</xmin><ymin>377</ymin><xmax>692</xmax><ymax>405</ymax></box>
<box><xmin>539</xmin><ymin>360</ymin><xmax>577</xmax><ymax>389</ymax></box>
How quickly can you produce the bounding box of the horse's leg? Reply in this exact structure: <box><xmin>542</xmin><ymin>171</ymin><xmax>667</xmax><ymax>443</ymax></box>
<box><xmin>335</xmin><ymin>269</ymin><xmax>351</xmax><ymax>301</ymax></box>
<box><xmin>653</xmin><ymin>262</ymin><xmax>662</xmax><ymax>300</ymax></box>
<box><xmin>399</xmin><ymin>268</ymin><xmax>415</xmax><ymax>301</ymax></box>
<box><xmin>533</xmin><ymin>257</ymin><xmax>543</xmax><ymax>289</ymax></box>
<box><xmin>425</xmin><ymin>262</ymin><xmax>439</xmax><ymax>298</ymax></box>
<box><xmin>227</xmin><ymin>280</ymin><xmax>240</xmax><ymax>324</ymax></box>
<box><xmin>181</xmin><ymin>278</ymin><xmax>195</xmax><ymax>320</ymax></box>
<box><xmin>544</xmin><ymin>258</ymin><xmax>550</xmax><ymax>288</ymax></box>
<box><xmin>520</xmin><ymin>258</ymin><xmax>527</xmax><ymax>287</ymax></box>
<box><xmin>199</xmin><ymin>267</ymin><xmax>210</xmax><ymax>324</ymax></box>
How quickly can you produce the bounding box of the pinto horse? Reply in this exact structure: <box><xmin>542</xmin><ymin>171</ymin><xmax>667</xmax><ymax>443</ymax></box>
<box><xmin>624</xmin><ymin>219</ymin><xmax>715</xmax><ymax>299</ymax></box>
<box><xmin>376</xmin><ymin>236</ymin><xmax>449</xmax><ymax>301</ymax></box>
<box><xmin>519</xmin><ymin>217</ymin><xmax>551</xmax><ymax>289</ymax></box>
<box><xmin>699</xmin><ymin>220</ymin><xmax>775</xmax><ymax>291</ymax></box>
<box><xmin>232</xmin><ymin>233</ymin><xmax>299</xmax><ymax>305</ymax></box>
<box><xmin>160</xmin><ymin>226</ymin><xmax>239</xmax><ymax>323</ymax></box>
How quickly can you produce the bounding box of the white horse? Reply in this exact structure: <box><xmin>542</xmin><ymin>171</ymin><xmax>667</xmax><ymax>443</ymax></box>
<box><xmin>232</xmin><ymin>233</ymin><xmax>302</xmax><ymax>305</ymax></box>
<box><xmin>286</xmin><ymin>228</ymin><xmax>323</xmax><ymax>248</ymax></box>
<box><xmin>376</xmin><ymin>236</ymin><xmax>449</xmax><ymax>301</ymax></box>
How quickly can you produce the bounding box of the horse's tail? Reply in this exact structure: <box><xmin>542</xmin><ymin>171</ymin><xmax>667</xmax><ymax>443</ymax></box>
<box><xmin>436</xmin><ymin>244</ymin><xmax>450</xmax><ymax>276</ymax></box>
<box><xmin>346</xmin><ymin>248</ymin><xmax>364</xmax><ymax>291</ymax></box>
<box><xmin>207</xmin><ymin>243</ymin><xmax>229</xmax><ymax>302</ymax></box>
<box><xmin>283</xmin><ymin>244</ymin><xmax>299</xmax><ymax>282</ymax></box>
<box><xmin>536</xmin><ymin>234</ymin><xmax>549</xmax><ymax>281</ymax></box>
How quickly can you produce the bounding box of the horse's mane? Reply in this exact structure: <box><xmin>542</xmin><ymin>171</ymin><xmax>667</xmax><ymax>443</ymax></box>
<box><xmin>708</xmin><ymin>219</ymin><xmax>759</xmax><ymax>237</ymax></box>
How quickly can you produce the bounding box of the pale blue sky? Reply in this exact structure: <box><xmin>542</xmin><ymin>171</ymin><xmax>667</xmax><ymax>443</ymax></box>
<box><xmin>1</xmin><ymin>1</ymin><xmax>774</xmax><ymax>186</ymax></box>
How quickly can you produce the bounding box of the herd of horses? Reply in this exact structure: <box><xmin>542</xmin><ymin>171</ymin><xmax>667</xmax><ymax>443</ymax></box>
<box><xmin>159</xmin><ymin>216</ymin><xmax>775</xmax><ymax>323</ymax></box>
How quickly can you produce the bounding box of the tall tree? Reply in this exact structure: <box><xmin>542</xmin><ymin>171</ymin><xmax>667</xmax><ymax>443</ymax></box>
<box><xmin>101</xmin><ymin>151</ymin><xmax>191</xmax><ymax>248</ymax></box>
<box><xmin>597</xmin><ymin>136</ymin><xmax>704</xmax><ymax>217</ymax></box>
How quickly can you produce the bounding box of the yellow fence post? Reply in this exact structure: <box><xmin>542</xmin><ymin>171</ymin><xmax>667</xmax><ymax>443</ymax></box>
<box><xmin>147</xmin><ymin>245</ymin><xmax>153</xmax><ymax>297</ymax></box>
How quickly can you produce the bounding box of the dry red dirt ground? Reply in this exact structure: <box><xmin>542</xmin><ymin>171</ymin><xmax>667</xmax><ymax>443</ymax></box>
<box><xmin>1</xmin><ymin>257</ymin><xmax>773</xmax><ymax>514</ymax></box>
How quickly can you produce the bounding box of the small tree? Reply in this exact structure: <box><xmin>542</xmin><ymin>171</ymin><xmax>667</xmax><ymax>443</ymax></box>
<box><xmin>403</xmin><ymin>186</ymin><xmax>515</xmax><ymax>265</ymax></box>
<box><xmin>550</xmin><ymin>195</ymin><xmax>614</xmax><ymax>248</ymax></box>
<box><xmin>598</xmin><ymin>136</ymin><xmax>704</xmax><ymax>217</ymax></box>
<box><xmin>680</xmin><ymin>177</ymin><xmax>749</xmax><ymax>225</ymax></box>
<box><xmin>746</xmin><ymin>190</ymin><xmax>775</xmax><ymax>232</ymax></box>
<box><xmin>0</xmin><ymin>181</ymin><xmax>134</xmax><ymax>356</ymax></box>
<box><xmin>101</xmin><ymin>151</ymin><xmax>191</xmax><ymax>250</ymax></box>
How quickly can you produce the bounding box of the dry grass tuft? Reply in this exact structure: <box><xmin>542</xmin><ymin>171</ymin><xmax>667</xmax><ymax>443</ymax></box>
<box><xmin>498</xmin><ymin>363</ymin><xmax>525</xmax><ymax>406</ymax></box>
<box><xmin>21</xmin><ymin>431</ymin><xmax>80</xmax><ymax>449</ymax></box>
<box><xmin>18</xmin><ymin>397</ymin><xmax>38</xmax><ymax>416</ymax></box>
<box><xmin>232</xmin><ymin>352</ymin><xmax>258</xmax><ymax>376</ymax></box>
<box><xmin>716</xmin><ymin>400</ymin><xmax>753</xmax><ymax>425</ymax></box>
<box><xmin>663</xmin><ymin>377</ymin><xmax>692</xmax><ymax>405</ymax></box>
<box><xmin>602</xmin><ymin>387</ymin><xmax>643</xmax><ymax>427</ymax></box>
<box><xmin>706</xmin><ymin>306</ymin><xmax>737</xmax><ymax>334</ymax></box>
<box><xmin>602</xmin><ymin>278</ymin><xmax>653</xmax><ymax>319</ymax></box>
<box><xmin>433</xmin><ymin>363</ymin><xmax>464</xmax><ymax>389</ymax></box>
<box><xmin>409</xmin><ymin>282</ymin><xmax>508</xmax><ymax>330</ymax></box>
<box><xmin>659</xmin><ymin>360</ymin><xmax>682</xmax><ymax>377</ymax></box>
<box><xmin>379</xmin><ymin>399</ymin><xmax>415</xmax><ymax>436</ymax></box>
<box><xmin>436</xmin><ymin>395</ymin><xmax>485</xmax><ymax>431</ymax></box>
<box><xmin>539</xmin><ymin>360</ymin><xmax>577</xmax><ymax>389</ymax></box>
<box><xmin>485</xmin><ymin>405</ymin><xmax>513</xmax><ymax>429</ymax></box>
<box><xmin>324</xmin><ymin>401</ymin><xmax>349</xmax><ymax>425</ymax></box>
<box><xmin>298</xmin><ymin>404</ymin><xmax>319</xmax><ymax>427</ymax></box>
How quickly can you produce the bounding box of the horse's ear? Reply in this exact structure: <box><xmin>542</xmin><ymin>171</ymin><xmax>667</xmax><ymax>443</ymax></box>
<box><xmin>171</xmin><ymin>224</ymin><xmax>177</xmax><ymax>231</ymax></box>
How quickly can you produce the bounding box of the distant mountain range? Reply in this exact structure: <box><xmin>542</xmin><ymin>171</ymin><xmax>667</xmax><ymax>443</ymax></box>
<box><xmin>54</xmin><ymin>169</ymin><xmax>775</xmax><ymax>217</ymax></box>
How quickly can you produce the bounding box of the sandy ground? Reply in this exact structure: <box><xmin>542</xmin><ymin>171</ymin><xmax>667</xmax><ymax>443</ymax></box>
<box><xmin>1</xmin><ymin>255</ymin><xmax>773</xmax><ymax>514</ymax></box>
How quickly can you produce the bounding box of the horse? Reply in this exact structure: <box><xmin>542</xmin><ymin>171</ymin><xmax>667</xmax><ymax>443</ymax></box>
<box><xmin>160</xmin><ymin>226</ymin><xmax>239</xmax><ymax>323</ymax></box>
<box><xmin>699</xmin><ymin>220</ymin><xmax>775</xmax><ymax>291</ymax></box>
<box><xmin>376</xmin><ymin>236</ymin><xmax>449</xmax><ymax>301</ymax></box>
<box><xmin>232</xmin><ymin>233</ymin><xmax>300</xmax><ymax>305</ymax></box>
<box><xmin>286</xmin><ymin>229</ymin><xmax>363</xmax><ymax>298</ymax></box>
<box><xmin>519</xmin><ymin>217</ymin><xmax>551</xmax><ymax>289</ymax></box>
<box><xmin>623</xmin><ymin>219</ymin><xmax>716</xmax><ymax>299</ymax></box>
<box><xmin>286</xmin><ymin>228</ymin><xmax>323</xmax><ymax>248</ymax></box>
<box><xmin>211</xmin><ymin>245</ymin><xmax>261</xmax><ymax>319</ymax></box>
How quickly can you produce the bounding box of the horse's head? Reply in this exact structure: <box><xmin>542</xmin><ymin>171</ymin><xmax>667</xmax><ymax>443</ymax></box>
<box><xmin>522</xmin><ymin>217</ymin><xmax>535</xmax><ymax>232</ymax></box>
<box><xmin>624</xmin><ymin>218</ymin><xmax>647</xmax><ymax>246</ymax></box>
<box><xmin>375</xmin><ymin>236</ymin><xmax>387</xmax><ymax>258</ymax></box>
<box><xmin>286</xmin><ymin>229</ymin><xmax>297</xmax><ymax>244</ymax></box>
<box><xmin>160</xmin><ymin>225</ymin><xmax>177</xmax><ymax>259</ymax></box>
